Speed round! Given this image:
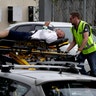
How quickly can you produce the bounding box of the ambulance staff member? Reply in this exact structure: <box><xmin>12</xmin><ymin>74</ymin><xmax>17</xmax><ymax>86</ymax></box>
<box><xmin>65</xmin><ymin>12</ymin><xmax>96</xmax><ymax>77</ymax></box>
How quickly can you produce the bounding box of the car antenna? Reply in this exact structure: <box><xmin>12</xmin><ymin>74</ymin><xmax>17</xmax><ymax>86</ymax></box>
<box><xmin>59</xmin><ymin>68</ymin><xmax>63</xmax><ymax>74</ymax></box>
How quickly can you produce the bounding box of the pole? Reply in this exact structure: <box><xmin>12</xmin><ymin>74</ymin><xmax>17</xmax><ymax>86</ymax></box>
<box><xmin>83</xmin><ymin>0</ymin><xmax>86</xmax><ymax>21</ymax></box>
<box><xmin>52</xmin><ymin>2</ymin><xmax>54</xmax><ymax>21</ymax></box>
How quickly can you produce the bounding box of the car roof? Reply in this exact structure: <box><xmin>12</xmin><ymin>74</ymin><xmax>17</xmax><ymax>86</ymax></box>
<box><xmin>1</xmin><ymin>69</ymin><xmax>96</xmax><ymax>86</ymax></box>
<box><xmin>7</xmin><ymin>21</ymin><xmax>72</xmax><ymax>30</ymax></box>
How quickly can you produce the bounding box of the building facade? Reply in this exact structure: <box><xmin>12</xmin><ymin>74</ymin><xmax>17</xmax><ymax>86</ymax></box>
<box><xmin>0</xmin><ymin>0</ymin><xmax>96</xmax><ymax>30</ymax></box>
<box><xmin>0</xmin><ymin>0</ymin><xmax>39</xmax><ymax>30</ymax></box>
<box><xmin>39</xmin><ymin>0</ymin><xmax>52</xmax><ymax>21</ymax></box>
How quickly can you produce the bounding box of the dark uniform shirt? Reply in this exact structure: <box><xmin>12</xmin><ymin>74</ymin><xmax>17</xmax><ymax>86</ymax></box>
<box><xmin>83</xmin><ymin>24</ymin><xmax>90</xmax><ymax>35</ymax></box>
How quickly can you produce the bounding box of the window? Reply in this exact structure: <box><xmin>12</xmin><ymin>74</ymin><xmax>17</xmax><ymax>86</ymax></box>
<box><xmin>0</xmin><ymin>77</ymin><xmax>30</xmax><ymax>96</ymax></box>
<box><xmin>13</xmin><ymin>25</ymin><xmax>32</xmax><ymax>32</ymax></box>
<box><xmin>34</xmin><ymin>25</ymin><xmax>54</xmax><ymax>31</ymax></box>
<box><xmin>34</xmin><ymin>25</ymin><xmax>43</xmax><ymax>30</ymax></box>
<box><xmin>42</xmin><ymin>81</ymin><xmax>96</xmax><ymax>96</ymax></box>
<box><xmin>92</xmin><ymin>27</ymin><xmax>96</xmax><ymax>42</ymax></box>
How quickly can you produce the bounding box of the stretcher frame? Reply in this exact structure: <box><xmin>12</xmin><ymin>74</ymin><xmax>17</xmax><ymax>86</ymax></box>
<box><xmin>0</xmin><ymin>38</ymin><xmax>69</xmax><ymax>65</ymax></box>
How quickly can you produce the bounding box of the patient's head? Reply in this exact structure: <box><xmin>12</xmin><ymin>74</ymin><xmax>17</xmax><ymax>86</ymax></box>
<box><xmin>55</xmin><ymin>29</ymin><xmax>65</xmax><ymax>39</ymax></box>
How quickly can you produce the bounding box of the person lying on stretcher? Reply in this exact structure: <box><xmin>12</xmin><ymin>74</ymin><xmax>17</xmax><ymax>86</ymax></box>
<box><xmin>0</xmin><ymin>21</ymin><xmax>65</xmax><ymax>44</ymax></box>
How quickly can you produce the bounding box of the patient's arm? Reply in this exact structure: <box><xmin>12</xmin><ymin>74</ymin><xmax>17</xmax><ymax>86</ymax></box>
<box><xmin>44</xmin><ymin>21</ymin><xmax>50</xmax><ymax>26</ymax></box>
<box><xmin>43</xmin><ymin>21</ymin><xmax>50</xmax><ymax>29</ymax></box>
<box><xmin>0</xmin><ymin>30</ymin><xmax>9</xmax><ymax>38</ymax></box>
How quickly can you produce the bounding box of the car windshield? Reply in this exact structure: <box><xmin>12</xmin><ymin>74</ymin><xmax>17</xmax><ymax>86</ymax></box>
<box><xmin>42</xmin><ymin>81</ymin><xmax>96</xmax><ymax>96</ymax></box>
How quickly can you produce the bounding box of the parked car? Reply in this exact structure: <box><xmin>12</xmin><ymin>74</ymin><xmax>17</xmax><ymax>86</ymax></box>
<box><xmin>0</xmin><ymin>64</ymin><xmax>96</xmax><ymax>96</ymax></box>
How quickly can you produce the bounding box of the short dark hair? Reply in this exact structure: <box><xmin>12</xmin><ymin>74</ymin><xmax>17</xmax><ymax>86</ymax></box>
<box><xmin>70</xmin><ymin>12</ymin><xmax>81</xmax><ymax>19</ymax></box>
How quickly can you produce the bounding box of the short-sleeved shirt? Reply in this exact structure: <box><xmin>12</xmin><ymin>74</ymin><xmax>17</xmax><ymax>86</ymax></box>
<box><xmin>83</xmin><ymin>24</ymin><xmax>90</xmax><ymax>36</ymax></box>
<box><xmin>83</xmin><ymin>24</ymin><xmax>90</xmax><ymax>33</ymax></box>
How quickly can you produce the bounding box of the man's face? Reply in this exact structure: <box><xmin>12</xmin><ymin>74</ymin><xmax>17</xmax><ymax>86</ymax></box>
<box><xmin>56</xmin><ymin>29</ymin><xmax>65</xmax><ymax>38</ymax></box>
<box><xmin>70</xmin><ymin>15</ymin><xmax>76</xmax><ymax>25</ymax></box>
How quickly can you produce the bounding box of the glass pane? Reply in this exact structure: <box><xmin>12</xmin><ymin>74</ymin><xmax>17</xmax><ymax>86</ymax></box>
<box><xmin>0</xmin><ymin>77</ymin><xmax>29</xmax><ymax>96</ymax></box>
<box><xmin>15</xmin><ymin>84</ymin><xmax>28</xmax><ymax>96</ymax></box>
<box><xmin>92</xmin><ymin>27</ymin><xmax>96</xmax><ymax>42</ymax></box>
<box><xmin>16</xmin><ymin>25</ymin><xmax>32</xmax><ymax>32</ymax></box>
<box><xmin>35</xmin><ymin>25</ymin><xmax>43</xmax><ymax>30</ymax></box>
<box><xmin>42</xmin><ymin>81</ymin><xmax>96</xmax><ymax>96</ymax></box>
<box><xmin>35</xmin><ymin>25</ymin><xmax>54</xmax><ymax>31</ymax></box>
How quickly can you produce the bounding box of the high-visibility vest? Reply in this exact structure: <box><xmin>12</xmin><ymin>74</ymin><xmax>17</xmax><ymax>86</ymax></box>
<box><xmin>71</xmin><ymin>20</ymin><xmax>96</xmax><ymax>54</ymax></box>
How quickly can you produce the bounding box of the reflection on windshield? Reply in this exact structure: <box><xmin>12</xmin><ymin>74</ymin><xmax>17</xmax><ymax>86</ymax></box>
<box><xmin>42</xmin><ymin>81</ymin><xmax>96</xmax><ymax>96</ymax></box>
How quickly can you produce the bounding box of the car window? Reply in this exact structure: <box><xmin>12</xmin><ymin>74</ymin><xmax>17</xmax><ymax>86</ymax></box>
<box><xmin>54</xmin><ymin>27</ymin><xmax>72</xmax><ymax>42</ymax></box>
<box><xmin>34</xmin><ymin>25</ymin><xmax>54</xmax><ymax>31</ymax></box>
<box><xmin>42</xmin><ymin>81</ymin><xmax>96</xmax><ymax>96</ymax></box>
<box><xmin>0</xmin><ymin>77</ymin><xmax>30</xmax><ymax>96</ymax></box>
<box><xmin>35</xmin><ymin>25</ymin><xmax>43</xmax><ymax>30</ymax></box>
<box><xmin>92</xmin><ymin>34</ymin><xmax>96</xmax><ymax>42</ymax></box>
<box><xmin>14</xmin><ymin>25</ymin><xmax>32</xmax><ymax>32</ymax></box>
<box><xmin>92</xmin><ymin>27</ymin><xmax>96</xmax><ymax>42</ymax></box>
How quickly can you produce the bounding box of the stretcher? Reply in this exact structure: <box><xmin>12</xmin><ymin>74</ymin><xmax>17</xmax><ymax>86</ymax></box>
<box><xmin>0</xmin><ymin>38</ymin><xmax>69</xmax><ymax>65</ymax></box>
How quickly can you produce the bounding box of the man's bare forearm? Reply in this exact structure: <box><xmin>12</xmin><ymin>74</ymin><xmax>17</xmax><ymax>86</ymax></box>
<box><xmin>66</xmin><ymin>41</ymin><xmax>76</xmax><ymax>52</ymax></box>
<box><xmin>78</xmin><ymin>32</ymin><xmax>89</xmax><ymax>51</ymax></box>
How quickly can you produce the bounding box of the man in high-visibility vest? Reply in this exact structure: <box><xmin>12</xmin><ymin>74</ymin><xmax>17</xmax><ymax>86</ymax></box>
<box><xmin>65</xmin><ymin>12</ymin><xmax>96</xmax><ymax>77</ymax></box>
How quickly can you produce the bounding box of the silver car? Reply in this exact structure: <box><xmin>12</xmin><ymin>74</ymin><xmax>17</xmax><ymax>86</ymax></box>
<box><xmin>0</xmin><ymin>64</ymin><xmax>96</xmax><ymax>96</ymax></box>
